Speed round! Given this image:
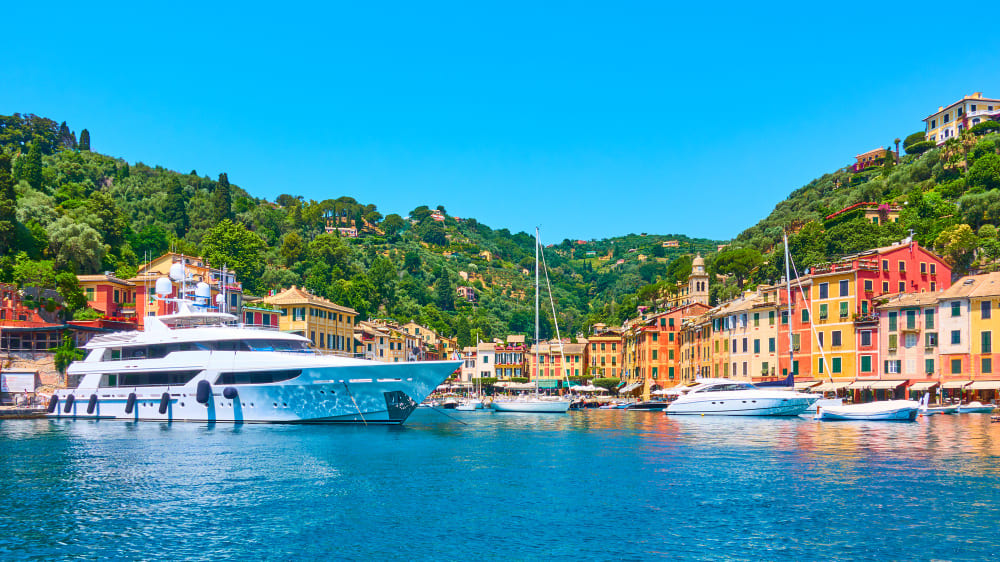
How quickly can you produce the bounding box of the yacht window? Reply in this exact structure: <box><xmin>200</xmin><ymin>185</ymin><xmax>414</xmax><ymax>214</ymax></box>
<box><xmin>215</xmin><ymin>370</ymin><xmax>303</xmax><ymax>385</ymax></box>
<box><xmin>104</xmin><ymin>370</ymin><xmax>201</xmax><ymax>387</ymax></box>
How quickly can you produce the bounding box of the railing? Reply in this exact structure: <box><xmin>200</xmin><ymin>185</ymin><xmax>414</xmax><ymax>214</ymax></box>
<box><xmin>854</xmin><ymin>313</ymin><xmax>879</xmax><ymax>324</ymax></box>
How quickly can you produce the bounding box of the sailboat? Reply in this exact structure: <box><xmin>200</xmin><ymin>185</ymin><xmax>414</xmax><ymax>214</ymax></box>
<box><xmin>491</xmin><ymin>228</ymin><xmax>571</xmax><ymax>414</ymax></box>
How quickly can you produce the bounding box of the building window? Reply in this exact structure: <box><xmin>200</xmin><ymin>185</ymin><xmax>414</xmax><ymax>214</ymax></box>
<box><xmin>951</xmin><ymin>358</ymin><xmax>961</xmax><ymax>374</ymax></box>
<box><xmin>926</xmin><ymin>332</ymin><xmax>938</xmax><ymax>347</ymax></box>
<box><xmin>832</xmin><ymin>331</ymin><xmax>842</xmax><ymax>347</ymax></box>
<box><xmin>832</xmin><ymin>357</ymin><xmax>842</xmax><ymax>374</ymax></box>
<box><xmin>983</xmin><ymin>358</ymin><xmax>993</xmax><ymax>374</ymax></box>
<box><xmin>952</xmin><ymin>301</ymin><xmax>961</xmax><ymax>317</ymax></box>
<box><xmin>801</xmin><ymin>309</ymin><xmax>809</xmax><ymax>323</ymax></box>
<box><xmin>983</xmin><ymin>331</ymin><xmax>992</xmax><ymax>353</ymax></box>
<box><xmin>781</xmin><ymin>311</ymin><xmax>788</xmax><ymax>325</ymax></box>
<box><xmin>883</xmin><ymin>281</ymin><xmax>889</xmax><ymax>293</ymax></box>
<box><xmin>769</xmin><ymin>310</ymin><xmax>775</xmax><ymax>325</ymax></box>
<box><xmin>930</xmin><ymin>263</ymin><xmax>936</xmax><ymax>275</ymax></box>
<box><xmin>753</xmin><ymin>313</ymin><xmax>759</xmax><ymax>327</ymax></box>
<box><xmin>861</xmin><ymin>355</ymin><xmax>872</xmax><ymax>372</ymax></box>
<box><xmin>864</xmin><ymin>280</ymin><xmax>873</xmax><ymax>292</ymax></box>
<box><xmin>792</xmin><ymin>333</ymin><xmax>800</xmax><ymax>352</ymax></box>
<box><xmin>982</xmin><ymin>301</ymin><xmax>992</xmax><ymax>319</ymax></box>
<box><xmin>861</xmin><ymin>330</ymin><xmax>871</xmax><ymax>347</ymax></box>
<box><xmin>819</xmin><ymin>283</ymin><xmax>829</xmax><ymax>299</ymax></box>
<box><xmin>840</xmin><ymin>302</ymin><xmax>848</xmax><ymax>318</ymax></box>
<box><xmin>839</xmin><ymin>280</ymin><xmax>849</xmax><ymax>297</ymax></box>
<box><xmin>926</xmin><ymin>309</ymin><xmax>935</xmax><ymax>329</ymax></box>
<box><xmin>882</xmin><ymin>259</ymin><xmax>889</xmax><ymax>271</ymax></box>
<box><xmin>768</xmin><ymin>337</ymin><xmax>775</xmax><ymax>352</ymax></box>
<box><xmin>753</xmin><ymin>339</ymin><xmax>760</xmax><ymax>354</ymax></box>
<box><xmin>819</xmin><ymin>304</ymin><xmax>828</xmax><ymax>319</ymax></box>
<box><xmin>951</xmin><ymin>330</ymin><xmax>961</xmax><ymax>345</ymax></box>
<box><xmin>888</xmin><ymin>312</ymin><xmax>897</xmax><ymax>331</ymax></box>
<box><xmin>818</xmin><ymin>332</ymin><xmax>825</xmax><ymax>348</ymax></box>
<box><xmin>899</xmin><ymin>281</ymin><xmax>905</xmax><ymax>293</ymax></box>
<box><xmin>898</xmin><ymin>261</ymin><xmax>905</xmax><ymax>272</ymax></box>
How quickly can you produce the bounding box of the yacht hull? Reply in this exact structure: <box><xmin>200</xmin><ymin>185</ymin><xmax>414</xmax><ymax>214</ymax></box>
<box><xmin>48</xmin><ymin>360</ymin><xmax>461</xmax><ymax>425</ymax></box>
<box><xmin>665</xmin><ymin>396</ymin><xmax>816</xmax><ymax>416</ymax></box>
<box><xmin>491</xmin><ymin>400</ymin><xmax>571</xmax><ymax>413</ymax></box>
<box><xmin>816</xmin><ymin>401</ymin><xmax>919</xmax><ymax>421</ymax></box>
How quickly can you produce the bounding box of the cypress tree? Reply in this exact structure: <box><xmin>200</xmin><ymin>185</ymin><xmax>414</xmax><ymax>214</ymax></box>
<box><xmin>213</xmin><ymin>172</ymin><xmax>233</xmax><ymax>222</ymax></box>
<box><xmin>79</xmin><ymin>129</ymin><xmax>90</xmax><ymax>151</ymax></box>
<box><xmin>163</xmin><ymin>177</ymin><xmax>188</xmax><ymax>236</ymax></box>
<box><xmin>58</xmin><ymin>121</ymin><xmax>76</xmax><ymax>149</ymax></box>
<box><xmin>0</xmin><ymin>155</ymin><xmax>16</xmax><ymax>255</ymax></box>
<box><xmin>20</xmin><ymin>140</ymin><xmax>44</xmax><ymax>191</ymax></box>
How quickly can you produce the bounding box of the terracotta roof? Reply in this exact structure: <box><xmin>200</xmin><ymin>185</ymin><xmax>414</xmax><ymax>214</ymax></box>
<box><xmin>262</xmin><ymin>286</ymin><xmax>357</xmax><ymax>314</ymax></box>
<box><xmin>940</xmin><ymin>273</ymin><xmax>1000</xmax><ymax>300</ymax></box>
<box><xmin>877</xmin><ymin>292</ymin><xmax>941</xmax><ymax>308</ymax></box>
<box><xmin>77</xmin><ymin>273</ymin><xmax>135</xmax><ymax>286</ymax></box>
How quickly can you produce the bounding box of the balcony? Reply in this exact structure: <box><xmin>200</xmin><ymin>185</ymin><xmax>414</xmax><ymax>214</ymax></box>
<box><xmin>901</xmin><ymin>324</ymin><xmax>921</xmax><ymax>333</ymax></box>
<box><xmin>854</xmin><ymin>313</ymin><xmax>879</xmax><ymax>325</ymax></box>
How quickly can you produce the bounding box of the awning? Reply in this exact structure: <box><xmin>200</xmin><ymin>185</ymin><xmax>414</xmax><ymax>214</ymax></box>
<box><xmin>794</xmin><ymin>380</ymin><xmax>822</xmax><ymax>390</ymax></box>
<box><xmin>942</xmin><ymin>380</ymin><xmax>971</xmax><ymax>389</ymax></box>
<box><xmin>908</xmin><ymin>381</ymin><xmax>939</xmax><ymax>391</ymax></box>
<box><xmin>847</xmin><ymin>380</ymin><xmax>873</xmax><ymax>390</ymax></box>
<box><xmin>619</xmin><ymin>382</ymin><xmax>642</xmax><ymax>393</ymax></box>
<box><xmin>536</xmin><ymin>379</ymin><xmax>559</xmax><ymax>389</ymax></box>
<box><xmin>870</xmin><ymin>380</ymin><xmax>907</xmax><ymax>390</ymax></box>
<box><xmin>813</xmin><ymin>381</ymin><xmax>852</xmax><ymax>392</ymax></box>
<box><xmin>969</xmin><ymin>380</ymin><xmax>1000</xmax><ymax>391</ymax></box>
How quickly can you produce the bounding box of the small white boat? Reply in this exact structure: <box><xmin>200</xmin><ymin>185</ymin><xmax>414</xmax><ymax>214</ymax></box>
<box><xmin>664</xmin><ymin>379</ymin><xmax>818</xmax><ymax>416</ymax></box>
<box><xmin>918</xmin><ymin>394</ymin><xmax>958</xmax><ymax>416</ymax></box>
<box><xmin>804</xmin><ymin>397</ymin><xmax>843</xmax><ymax>415</ymax></box>
<box><xmin>491</xmin><ymin>397</ymin><xmax>571</xmax><ymax>413</ymax></box>
<box><xmin>958</xmin><ymin>401</ymin><xmax>996</xmax><ymax>414</ymax></box>
<box><xmin>455</xmin><ymin>399</ymin><xmax>485</xmax><ymax>411</ymax></box>
<box><xmin>815</xmin><ymin>400</ymin><xmax>919</xmax><ymax>421</ymax></box>
<box><xmin>441</xmin><ymin>397</ymin><xmax>459</xmax><ymax>410</ymax></box>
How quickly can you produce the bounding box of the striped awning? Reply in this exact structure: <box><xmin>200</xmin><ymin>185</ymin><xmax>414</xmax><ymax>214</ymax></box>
<box><xmin>619</xmin><ymin>382</ymin><xmax>643</xmax><ymax>393</ymax></box>
<box><xmin>813</xmin><ymin>381</ymin><xmax>852</xmax><ymax>392</ymax></box>
<box><xmin>969</xmin><ymin>380</ymin><xmax>1000</xmax><ymax>391</ymax></box>
<box><xmin>908</xmin><ymin>381</ymin><xmax>939</xmax><ymax>391</ymax></box>
<box><xmin>870</xmin><ymin>380</ymin><xmax>908</xmax><ymax>390</ymax></box>
<box><xmin>942</xmin><ymin>380</ymin><xmax>972</xmax><ymax>389</ymax></box>
<box><xmin>847</xmin><ymin>380</ymin><xmax>873</xmax><ymax>390</ymax></box>
<box><xmin>794</xmin><ymin>380</ymin><xmax>822</xmax><ymax>390</ymax></box>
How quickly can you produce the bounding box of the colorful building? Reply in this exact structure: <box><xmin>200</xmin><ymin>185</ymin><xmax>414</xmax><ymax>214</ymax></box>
<box><xmin>132</xmin><ymin>253</ymin><xmax>244</xmax><ymax>326</ymax></box>
<box><xmin>494</xmin><ymin>335</ymin><xmax>527</xmax><ymax>380</ymax></box>
<box><xmin>620</xmin><ymin>302</ymin><xmax>710</xmax><ymax>398</ymax></box>
<box><xmin>923</xmin><ymin>92</ymin><xmax>1000</xmax><ymax>145</ymax></box>
<box><xmin>586</xmin><ymin>327</ymin><xmax>622</xmax><ymax>379</ymax></box>
<box><xmin>263</xmin><ymin>286</ymin><xmax>357</xmax><ymax>354</ymax></box>
<box><xmin>527</xmin><ymin>339</ymin><xmax>586</xmax><ymax>390</ymax></box>
<box><xmin>76</xmin><ymin>273</ymin><xmax>138</xmax><ymax>320</ymax></box>
<box><xmin>852</xmin><ymin>148</ymin><xmax>895</xmax><ymax>172</ymax></box>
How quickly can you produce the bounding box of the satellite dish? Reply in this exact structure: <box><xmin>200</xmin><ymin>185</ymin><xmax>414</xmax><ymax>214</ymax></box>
<box><xmin>169</xmin><ymin>263</ymin><xmax>186</xmax><ymax>282</ymax></box>
<box><xmin>155</xmin><ymin>277</ymin><xmax>173</xmax><ymax>296</ymax></box>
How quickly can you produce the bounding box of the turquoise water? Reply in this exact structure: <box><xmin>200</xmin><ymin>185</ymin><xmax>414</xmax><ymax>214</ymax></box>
<box><xmin>2</xmin><ymin>411</ymin><xmax>1000</xmax><ymax>560</ymax></box>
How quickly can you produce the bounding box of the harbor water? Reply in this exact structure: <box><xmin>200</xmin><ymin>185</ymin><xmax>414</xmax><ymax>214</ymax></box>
<box><xmin>2</xmin><ymin>410</ymin><xmax>1000</xmax><ymax>560</ymax></box>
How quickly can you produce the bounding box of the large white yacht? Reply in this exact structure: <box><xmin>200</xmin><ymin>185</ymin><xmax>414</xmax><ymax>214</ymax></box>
<box><xmin>664</xmin><ymin>379</ymin><xmax>819</xmax><ymax>416</ymax></box>
<box><xmin>47</xmin><ymin>283</ymin><xmax>460</xmax><ymax>424</ymax></box>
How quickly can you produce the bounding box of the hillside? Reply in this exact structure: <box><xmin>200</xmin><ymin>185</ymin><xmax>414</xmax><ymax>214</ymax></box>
<box><xmin>703</xmin><ymin>122</ymin><xmax>1000</xmax><ymax>300</ymax></box>
<box><xmin>0</xmin><ymin>113</ymin><xmax>721</xmax><ymax>344</ymax></box>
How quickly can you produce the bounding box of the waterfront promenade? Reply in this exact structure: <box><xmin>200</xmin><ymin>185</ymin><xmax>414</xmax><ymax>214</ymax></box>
<box><xmin>1</xmin><ymin>411</ymin><xmax>999</xmax><ymax>560</ymax></box>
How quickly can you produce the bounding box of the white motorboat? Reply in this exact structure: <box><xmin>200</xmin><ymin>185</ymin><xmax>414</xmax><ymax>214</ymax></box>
<box><xmin>664</xmin><ymin>379</ymin><xmax>819</xmax><ymax>416</ymax></box>
<box><xmin>455</xmin><ymin>399</ymin><xmax>485</xmax><ymax>411</ymax></box>
<box><xmin>804</xmin><ymin>397</ymin><xmax>843</xmax><ymax>415</ymax></box>
<box><xmin>48</xmin><ymin>275</ymin><xmax>460</xmax><ymax>425</ymax></box>
<box><xmin>918</xmin><ymin>394</ymin><xmax>958</xmax><ymax>416</ymax></box>
<box><xmin>491</xmin><ymin>397</ymin><xmax>571</xmax><ymax>413</ymax></box>
<box><xmin>814</xmin><ymin>400</ymin><xmax>920</xmax><ymax>421</ymax></box>
<box><xmin>959</xmin><ymin>401</ymin><xmax>996</xmax><ymax>414</ymax></box>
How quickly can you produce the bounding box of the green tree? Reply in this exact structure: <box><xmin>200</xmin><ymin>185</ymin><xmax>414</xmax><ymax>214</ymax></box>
<box><xmin>12</xmin><ymin>253</ymin><xmax>56</xmax><ymax>287</ymax></box>
<box><xmin>58</xmin><ymin>121</ymin><xmax>76</xmax><ymax>149</ymax></box>
<box><xmin>382</xmin><ymin>213</ymin><xmax>405</xmax><ymax>238</ymax></box>
<box><xmin>53</xmin><ymin>331</ymin><xmax>84</xmax><ymax>376</ymax></box>
<box><xmin>18</xmin><ymin>140</ymin><xmax>44</xmax><ymax>190</ymax></box>
<box><xmin>47</xmin><ymin>217</ymin><xmax>106</xmax><ymax>273</ymax></box>
<box><xmin>130</xmin><ymin>224</ymin><xmax>169</xmax><ymax>258</ymax></box>
<box><xmin>902</xmin><ymin>131</ymin><xmax>926</xmax><ymax>152</ymax></box>
<box><xmin>419</xmin><ymin>221</ymin><xmax>447</xmax><ymax>246</ymax></box>
<box><xmin>0</xmin><ymin>155</ymin><xmax>15</xmax><ymax>256</ymax></box>
<box><xmin>79</xmin><ymin>128</ymin><xmax>90</xmax><ymax>151</ymax></box>
<box><xmin>369</xmin><ymin>255</ymin><xmax>398</xmax><ymax>311</ymax></box>
<box><xmin>162</xmin><ymin>177</ymin><xmax>188</xmax><ymax>235</ymax></box>
<box><xmin>213</xmin><ymin>172</ymin><xmax>233</xmax><ymax>222</ymax></box>
<box><xmin>55</xmin><ymin>271</ymin><xmax>88</xmax><ymax>315</ymax></box>
<box><xmin>436</xmin><ymin>273</ymin><xmax>455</xmax><ymax>311</ymax></box>
<box><xmin>202</xmin><ymin>219</ymin><xmax>267</xmax><ymax>294</ymax></box>
<box><xmin>280</xmin><ymin>231</ymin><xmax>305</xmax><ymax>266</ymax></box>
<box><xmin>712</xmin><ymin>247</ymin><xmax>763</xmax><ymax>289</ymax></box>
<box><xmin>967</xmin><ymin>153</ymin><xmax>1000</xmax><ymax>192</ymax></box>
<box><xmin>935</xmin><ymin>224</ymin><xmax>978</xmax><ymax>274</ymax></box>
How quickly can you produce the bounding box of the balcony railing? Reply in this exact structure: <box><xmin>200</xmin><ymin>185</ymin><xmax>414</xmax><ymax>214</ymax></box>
<box><xmin>854</xmin><ymin>313</ymin><xmax>879</xmax><ymax>324</ymax></box>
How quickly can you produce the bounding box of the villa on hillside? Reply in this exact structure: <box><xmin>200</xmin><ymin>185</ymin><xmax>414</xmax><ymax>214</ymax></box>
<box><xmin>924</xmin><ymin>92</ymin><xmax>1000</xmax><ymax>144</ymax></box>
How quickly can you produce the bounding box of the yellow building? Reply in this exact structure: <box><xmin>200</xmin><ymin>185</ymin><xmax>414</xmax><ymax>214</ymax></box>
<box><xmin>963</xmin><ymin>273</ymin><xmax>1000</xmax><ymax>398</ymax></box>
<box><xmin>586</xmin><ymin>329</ymin><xmax>622</xmax><ymax>378</ymax></box>
<box><xmin>924</xmin><ymin>92</ymin><xmax>1000</xmax><ymax>145</ymax></box>
<box><xmin>263</xmin><ymin>286</ymin><xmax>357</xmax><ymax>354</ymax></box>
<box><xmin>809</xmin><ymin>270</ymin><xmax>857</xmax><ymax>381</ymax></box>
<box><xmin>527</xmin><ymin>339</ymin><xmax>586</xmax><ymax>390</ymax></box>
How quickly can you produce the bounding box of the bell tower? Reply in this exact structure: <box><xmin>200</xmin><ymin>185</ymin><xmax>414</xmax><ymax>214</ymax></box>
<box><xmin>688</xmin><ymin>254</ymin><xmax>709</xmax><ymax>305</ymax></box>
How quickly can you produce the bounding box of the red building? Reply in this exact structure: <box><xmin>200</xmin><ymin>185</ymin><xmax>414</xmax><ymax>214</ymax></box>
<box><xmin>76</xmin><ymin>273</ymin><xmax>138</xmax><ymax>321</ymax></box>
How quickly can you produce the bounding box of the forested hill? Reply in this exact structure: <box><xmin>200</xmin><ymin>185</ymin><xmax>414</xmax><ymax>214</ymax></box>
<box><xmin>0</xmin><ymin>113</ymin><xmax>720</xmax><ymax>345</ymax></box>
<box><xmin>695</xmin><ymin>122</ymin><xmax>1000</xmax><ymax>303</ymax></box>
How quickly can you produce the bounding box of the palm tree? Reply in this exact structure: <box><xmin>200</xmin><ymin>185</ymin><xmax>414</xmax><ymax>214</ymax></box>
<box><xmin>893</xmin><ymin>138</ymin><xmax>901</xmax><ymax>163</ymax></box>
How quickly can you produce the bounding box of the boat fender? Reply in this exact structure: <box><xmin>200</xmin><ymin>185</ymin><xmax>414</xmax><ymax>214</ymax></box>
<box><xmin>158</xmin><ymin>392</ymin><xmax>170</xmax><ymax>414</ymax></box>
<box><xmin>64</xmin><ymin>394</ymin><xmax>75</xmax><ymax>413</ymax></box>
<box><xmin>223</xmin><ymin>387</ymin><xmax>238</xmax><ymax>400</ymax></box>
<box><xmin>87</xmin><ymin>394</ymin><xmax>98</xmax><ymax>415</ymax></box>
<box><xmin>196</xmin><ymin>380</ymin><xmax>212</xmax><ymax>404</ymax></box>
<box><xmin>125</xmin><ymin>393</ymin><xmax>137</xmax><ymax>414</ymax></box>
<box><xmin>47</xmin><ymin>395</ymin><xmax>59</xmax><ymax>413</ymax></box>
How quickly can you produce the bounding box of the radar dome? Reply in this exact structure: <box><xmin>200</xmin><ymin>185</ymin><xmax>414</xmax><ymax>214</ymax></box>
<box><xmin>195</xmin><ymin>282</ymin><xmax>211</xmax><ymax>300</ymax></box>
<box><xmin>155</xmin><ymin>277</ymin><xmax>173</xmax><ymax>296</ymax></box>
<box><xmin>169</xmin><ymin>263</ymin><xmax>186</xmax><ymax>282</ymax></box>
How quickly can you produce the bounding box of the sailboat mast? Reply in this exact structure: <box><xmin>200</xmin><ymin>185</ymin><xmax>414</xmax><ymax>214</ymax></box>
<box><xmin>784</xmin><ymin>231</ymin><xmax>794</xmax><ymax>378</ymax></box>
<box><xmin>534</xmin><ymin>227</ymin><xmax>540</xmax><ymax>394</ymax></box>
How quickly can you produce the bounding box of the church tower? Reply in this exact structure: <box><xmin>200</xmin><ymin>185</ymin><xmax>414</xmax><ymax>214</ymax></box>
<box><xmin>688</xmin><ymin>254</ymin><xmax>709</xmax><ymax>306</ymax></box>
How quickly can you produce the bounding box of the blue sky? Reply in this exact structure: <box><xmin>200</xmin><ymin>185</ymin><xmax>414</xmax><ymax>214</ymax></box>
<box><xmin>3</xmin><ymin>1</ymin><xmax>999</xmax><ymax>243</ymax></box>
